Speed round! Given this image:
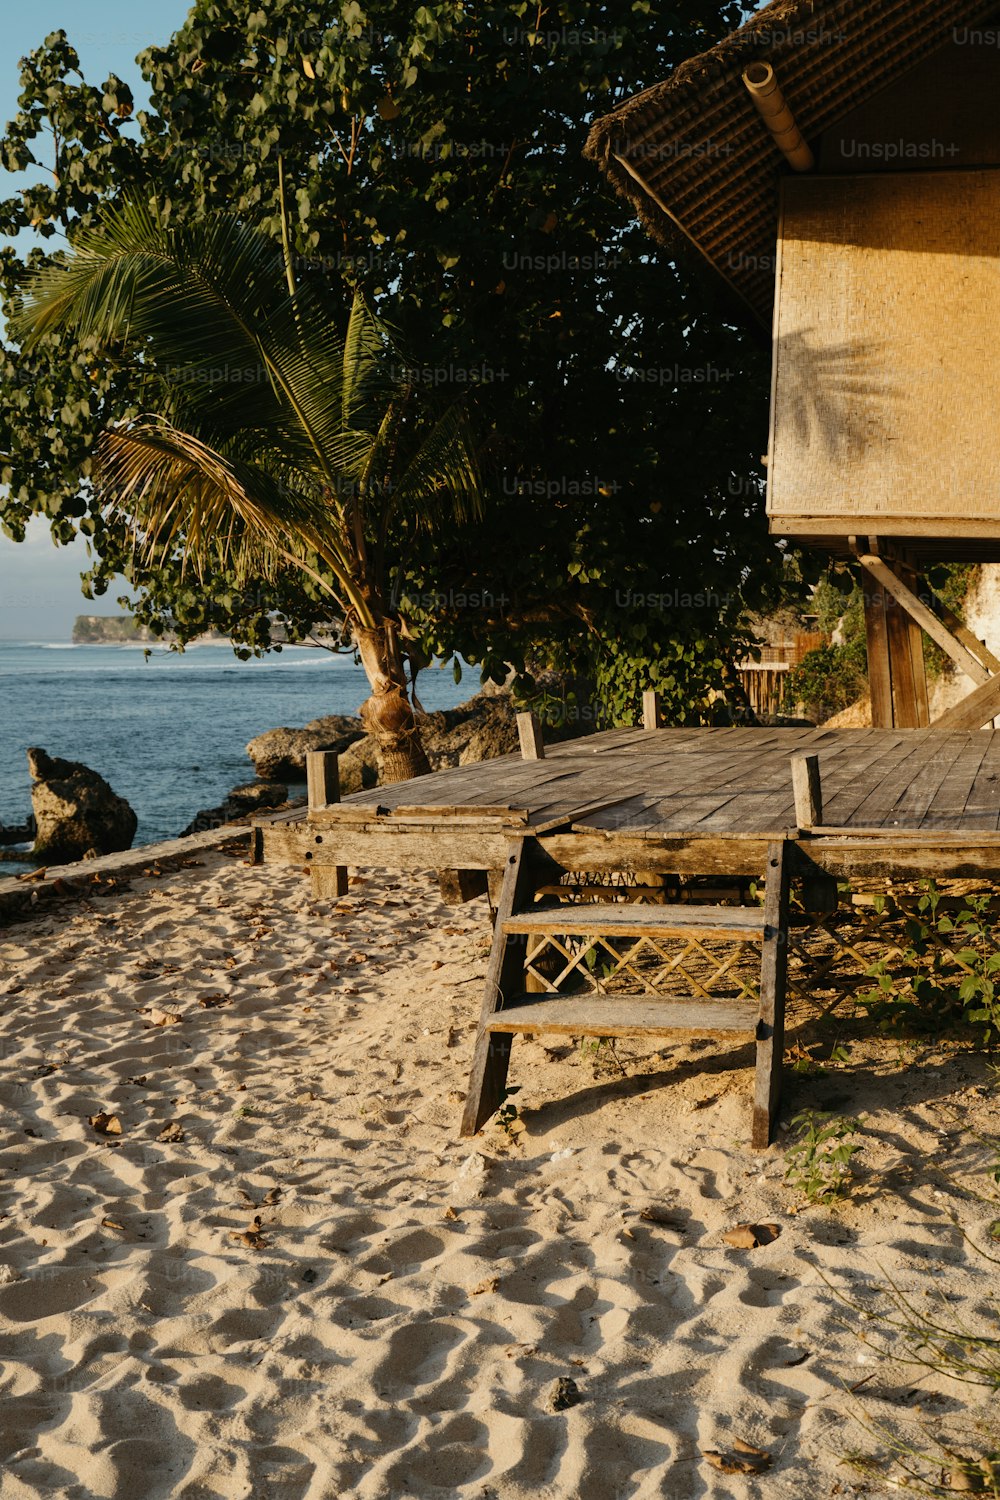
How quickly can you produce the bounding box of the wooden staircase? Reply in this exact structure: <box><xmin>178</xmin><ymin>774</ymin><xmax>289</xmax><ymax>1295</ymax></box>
<box><xmin>461</xmin><ymin>839</ymin><xmax>790</xmax><ymax>1148</ymax></box>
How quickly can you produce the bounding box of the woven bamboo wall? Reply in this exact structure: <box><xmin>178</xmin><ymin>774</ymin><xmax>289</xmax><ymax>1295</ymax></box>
<box><xmin>768</xmin><ymin>169</ymin><xmax>1000</xmax><ymax>543</ymax></box>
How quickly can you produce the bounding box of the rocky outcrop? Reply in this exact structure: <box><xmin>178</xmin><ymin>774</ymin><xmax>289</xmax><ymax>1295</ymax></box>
<box><xmin>180</xmin><ymin>781</ymin><xmax>290</xmax><ymax>836</ymax></box>
<box><xmin>420</xmin><ymin>693</ymin><xmax>519</xmax><ymax>769</ymax></box>
<box><xmin>336</xmin><ymin>736</ymin><xmax>382</xmax><ymax>796</ymax></box>
<box><xmin>248</xmin><ymin>693</ymin><xmax>520</xmax><ymax>796</ymax></box>
<box><xmin>27</xmin><ymin>748</ymin><xmax>138</xmax><ymax>864</ymax></box>
<box><xmin>72</xmin><ymin>614</ymin><xmax>161</xmax><ymax>644</ymax></box>
<box><xmin>246</xmin><ymin>715</ymin><xmax>364</xmax><ymax>780</ymax></box>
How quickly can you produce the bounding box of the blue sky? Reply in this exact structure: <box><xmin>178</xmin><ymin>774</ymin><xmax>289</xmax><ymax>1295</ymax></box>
<box><xmin>0</xmin><ymin>0</ymin><xmax>191</xmax><ymax>639</ymax></box>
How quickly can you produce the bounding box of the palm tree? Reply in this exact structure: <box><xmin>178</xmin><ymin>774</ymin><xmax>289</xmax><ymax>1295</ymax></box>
<box><xmin>14</xmin><ymin>199</ymin><xmax>483</xmax><ymax>782</ymax></box>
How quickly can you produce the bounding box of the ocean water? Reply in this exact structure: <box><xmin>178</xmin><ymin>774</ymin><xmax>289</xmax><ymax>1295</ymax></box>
<box><xmin>0</xmin><ymin>641</ymin><xmax>471</xmax><ymax>875</ymax></box>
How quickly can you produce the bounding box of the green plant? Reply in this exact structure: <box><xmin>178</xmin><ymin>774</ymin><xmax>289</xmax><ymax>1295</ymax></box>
<box><xmin>784</xmin><ymin>1110</ymin><xmax>864</xmax><ymax>1206</ymax></box>
<box><xmin>578</xmin><ymin>1035</ymin><xmax>626</xmax><ymax>1075</ymax></box>
<box><xmin>856</xmin><ymin>883</ymin><xmax>1000</xmax><ymax>1045</ymax></box>
<box><xmin>789</xmin><ymin>1043</ymin><xmax>851</xmax><ymax>1077</ymax></box>
<box><xmin>784</xmin><ymin>639</ymin><xmax>868</xmax><ymax>722</ymax></box>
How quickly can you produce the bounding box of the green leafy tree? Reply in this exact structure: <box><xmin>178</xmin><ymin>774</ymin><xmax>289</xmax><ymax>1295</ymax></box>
<box><xmin>1</xmin><ymin>2</ymin><xmax>783</xmax><ymax>723</ymax></box>
<box><xmin>14</xmin><ymin>200</ymin><xmax>483</xmax><ymax>779</ymax></box>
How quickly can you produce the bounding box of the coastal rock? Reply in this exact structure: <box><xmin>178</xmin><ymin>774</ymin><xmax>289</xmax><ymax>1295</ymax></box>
<box><xmin>180</xmin><ymin>780</ymin><xmax>289</xmax><ymax>837</ymax></box>
<box><xmin>247</xmin><ymin>694</ymin><xmax>519</xmax><ymax>794</ymax></box>
<box><xmin>420</xmin><ymin>693</ymin><xmax>519</xmax><ymax>769</ymax></box>
<box><xmin>246</xmin><ymin>715</ymin><xmax>364</xmax><ymax>780</ymax></box>
<box><xmin>337</xmin><ymin>736</ymin><xmax>382</xmax><ymax>796</ymax></box>
<box><xmin>27</xmin><ymin>748</ymin><xmax>137</xmax><ymax>864</ymax></box>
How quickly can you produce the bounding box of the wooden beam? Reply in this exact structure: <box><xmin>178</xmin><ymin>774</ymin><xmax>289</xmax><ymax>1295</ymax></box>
<box><xmin>517</xmin><ymin>712</ymin><xmax>545</xmax><ymax>761</ymax></box>
<box><xmin>642</xmin><ymin>690</ymin><xmax>663</xmax><ymax>731</ymax></box>
<box><xmin>265</xmin><ymin>826</ymin><xmax>517</xmax><ymax>872</ymax></box>
<box><xmin>790</xmin><ymin>752</ymin><xmax>822</xmax><ymax>830</ymax></box>
<box><xmin>857</xmin><ymin>553</ymin><xmax>989</xmax><ymax>686</ymax></box>
<box><xmin>855</xmin><ymin>548</ymin><xmax>930</xmax><ymax>728</ymax></box>
<box><xmin>885</xmin><ymin>576</ymin><xmax>927</xmax><ymax>728</ymax></box>
<box><xmin>932</xmin><ymin>672</ymin><xmax>1000</xmax><ymax>731</ymax></box>
<box><xmin>922</xmin><ymin>586</ymin><xmax>1000</xmax><ymax>676</ymax></box>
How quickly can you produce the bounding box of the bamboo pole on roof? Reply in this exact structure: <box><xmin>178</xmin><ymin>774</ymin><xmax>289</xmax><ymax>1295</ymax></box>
<box><xmin>742</xmin><ymin>62</ymin><xmax>815</xmax><ymax>172</ymax></box>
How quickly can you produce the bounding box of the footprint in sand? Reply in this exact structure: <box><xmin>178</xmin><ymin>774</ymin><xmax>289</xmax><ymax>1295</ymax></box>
<box><xmin>177</xmin><ymin>1372</ymin><xmax>244</xmax><ymax>1411</ymax></box>
<box><xmin>0</xmin><ymin>1271</ymin><xmax>102</xmax><ymax>1322</ymax></box>
<box><xmin>371</xmin><ymin>1318</ymin><xmax>470</xmax><ymax>1391</ymax></box>
<box><xmin>381</xmin><ymin>1411</ymin><xmax>491</xmax><ymax>1492</ymax></box>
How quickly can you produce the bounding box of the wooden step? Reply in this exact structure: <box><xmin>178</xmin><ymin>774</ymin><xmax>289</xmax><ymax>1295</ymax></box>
<box><xmin>503</xmin><ymin>902</ymin><xmax>766</xmax><ymax>943</ymax></box>
<box><xmin>484</xmin><ymin>995</ymin><xmax>758</xmax><ymax>1038</ymax></box>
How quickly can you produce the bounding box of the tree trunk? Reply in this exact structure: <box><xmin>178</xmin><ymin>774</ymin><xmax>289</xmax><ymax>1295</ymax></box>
<box><xmin>354</xmin><ymin>621</ymin><xmax>431</xmax><ymax>784</ymax></box>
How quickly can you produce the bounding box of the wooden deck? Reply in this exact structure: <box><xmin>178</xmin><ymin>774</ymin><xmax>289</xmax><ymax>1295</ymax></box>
<box><xmin>260</xmin><ymin>727</ymin><xmax>1000</xmax><ymax>882</ymax></box>
<box><xmin>259</xmin><ymin>726</ymin><xmax>1000</xmax><ymax>1144</ymax></box>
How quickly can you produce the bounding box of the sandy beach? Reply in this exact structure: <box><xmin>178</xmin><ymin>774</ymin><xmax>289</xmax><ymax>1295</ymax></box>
<box><xmin>1</xmin><ymin>850</ymin><xmax>999</xmax><ymax>1499</ymax></box>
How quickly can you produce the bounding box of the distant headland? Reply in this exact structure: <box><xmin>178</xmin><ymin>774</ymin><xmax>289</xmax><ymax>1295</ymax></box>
<box><xmin>71</xmin><ymin>615</ymin><xmax>229</xmax><ymax>645</ymax></box>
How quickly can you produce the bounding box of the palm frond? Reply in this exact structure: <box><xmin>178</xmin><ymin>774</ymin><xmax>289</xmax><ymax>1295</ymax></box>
<box><xmin>386</xmin><ymin>401</ymin><xmax>485</xmax><ymax>529</ymax></box>
<box><xmin>97</xmin><ymin>419</ymin><xmax>356</xmax><ymax>601</ymax></box>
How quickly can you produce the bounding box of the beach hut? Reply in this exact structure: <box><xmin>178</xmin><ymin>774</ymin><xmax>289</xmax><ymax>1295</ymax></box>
<box><xmin>586</xmin><ymin>0</ymin><xmax>1000</xmax><ymax>730</ymax></box>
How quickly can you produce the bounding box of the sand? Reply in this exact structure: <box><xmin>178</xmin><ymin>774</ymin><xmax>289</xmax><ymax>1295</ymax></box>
<box><xmin>0</xmin><ymin>850</ymin><xmax>998</xmax><ymax>1499</ymax></box>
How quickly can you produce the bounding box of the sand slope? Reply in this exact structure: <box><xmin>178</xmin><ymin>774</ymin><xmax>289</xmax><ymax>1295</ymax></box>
<box><xmin>0</xmin><ymin>853</ymin><xmax>998</xmax><ymax>1499</ymax></box>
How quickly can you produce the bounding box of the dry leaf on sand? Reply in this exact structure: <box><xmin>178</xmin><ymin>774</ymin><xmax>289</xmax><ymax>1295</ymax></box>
<box><xmin>157</xmin><ymin>1121</ymin><xmax>184</xmax><ymax>1143</ymax></box>
<box><xmin>703</xmin><ymin>1441</ymin><xmax>772</xmax><ymax>1475</ymax></box>
<box><xmin>469</xmin><ymin>1275</ymin><xmax>500</xmax><ymax>1296</ymax></box>
<box><xmin>723</xmin><ymin>1223</ymin><xmax>781</xmax><ymax>1250</ymax></box>
<box><xmin>89</xmin><ymin>1112</ymin><xmax>122</xmax><ymax>1136</ymax></box>
<box><xmin>238</xmin><ymin>1187</ymin><xmax>281</xmax><ymax>1210</ymax></box>
<box><xmin>198</xmin><ymin>995</ymin><xmax>230</xmax><ymax>1009</ymax></box>
<box><xmin>230</xmin><ymin>1215</ymin><xmax>269</xmax><ymax>1250</ymax></box>
<box><xmin>147</xmin><ymin>1008</ymin><xmax>182</xmax><ymax>1027</ymax></box>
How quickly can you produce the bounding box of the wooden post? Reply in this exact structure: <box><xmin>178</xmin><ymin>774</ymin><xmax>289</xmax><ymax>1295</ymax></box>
<box><xmin>791</xmin><ymin>752</ymin><xmax>822</xmax><ymax>831</ymax></box>
<box><xmin>860</xmin><ymin>560</ymin><xmax>894</xmax><ymax>728</ymax></box>
<box><xmin>307</xmin><ymin>751</ymin><xmax>341</xmax><ymax>811</ymax></box>
<box><xmin>642</xmin><ymin>689</ymin><xmax>662</xmax><ymax>731</ymax></box>
<box><xmin>306</xmin><ymin>751</ymin><xmax>348</xmax><ymax>897</ymax></box>
<box><xmin>857</xmin><ymin>545</ymin><xmax>929</xmax><ymax>729</ymax></box>
<box><xmin>752</xmin><ymin>839</ymin><xmax>790</xmax><ymax>1150</ymax></box>
<box><xmin>884</xmin><ymin>556</ymin><xmax>929</xmax><ymax>729</ymax></box>
<box><xmin>517</xmin><ymin>712</ymin><xmax>545</xmax><ymax>761</ymax></box>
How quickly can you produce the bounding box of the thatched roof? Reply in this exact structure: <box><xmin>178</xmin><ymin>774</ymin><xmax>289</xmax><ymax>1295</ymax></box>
<box><xmin>586</xmin><ymin>0</ymin><xmax>1000</xmax><ymax>326</ymax></box>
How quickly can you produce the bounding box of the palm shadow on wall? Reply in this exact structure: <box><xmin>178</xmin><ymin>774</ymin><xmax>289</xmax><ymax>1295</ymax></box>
<box><xmin>777</xmin><ymin>329</ymin><xmax>898</xmax><ymax>464</ymax></box>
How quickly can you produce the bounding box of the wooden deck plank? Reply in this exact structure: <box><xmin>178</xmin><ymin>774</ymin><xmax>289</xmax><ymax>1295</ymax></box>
<box><xmin>820</xmin><ymin>729</ymin><xmax>941</xmax><ymax>827</ymax></box>
<box><xmin>877</xmin><ymin>732</ymin><xmax>975</xmax><ymax>829</ymax></box>
<box><xmin>921</xmin><ymin>732</ymin><xmax>995</xmax><ymax>830</ymax></box>
<box><xmin>485</xmin><ymin>996</ymin><xmax>758</xmax><ymax>1036</ymax></box>
<box><xmin>959</xmin><ymin>734</ymin><xmax>1000</xmax><ymax>830</ymax></box>
<box><xmin>504</xmin><ymin>904</ymin><xmax>765</xmax><ymax>940</ymax></box>
<box><xmin>636</xmin><ymin>731</ymin><xmax>887</xmax><ymax>834</ymax></box>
